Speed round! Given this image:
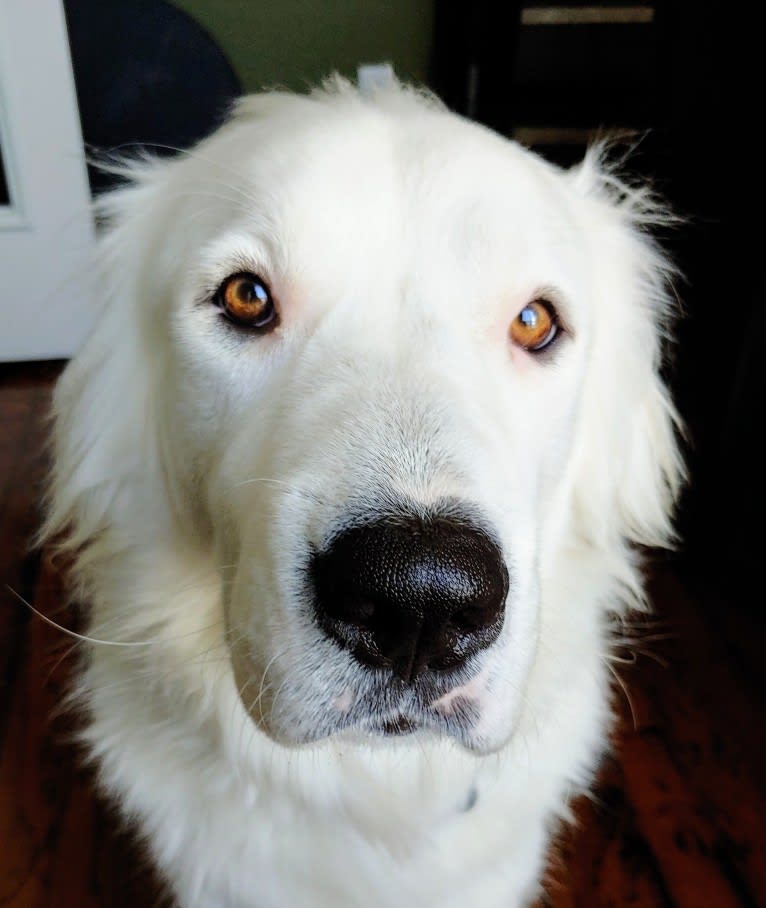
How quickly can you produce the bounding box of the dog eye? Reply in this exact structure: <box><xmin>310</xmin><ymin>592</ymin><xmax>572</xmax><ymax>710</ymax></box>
<box><xmin>214</xmin><ymin>273</ymin><xmax>278</xmax><ymax>331</ymax></box>
<box><xmin>509</xmin><ymin>300</ymin><xmax>559</xmax><ymax>352</ymax></box>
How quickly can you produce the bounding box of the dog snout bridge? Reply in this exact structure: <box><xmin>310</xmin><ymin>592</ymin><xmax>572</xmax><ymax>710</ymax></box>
<box><xmin>310</xmin><ymin>514</ymin><xmax>508</xmax><ymax>683</ymax></box>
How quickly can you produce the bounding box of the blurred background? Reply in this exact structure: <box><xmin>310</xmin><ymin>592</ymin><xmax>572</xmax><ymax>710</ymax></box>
<box><xmin>0</xmin><ymin>2</ymin><xmax>763</xmax><ymax>906</ymax></box>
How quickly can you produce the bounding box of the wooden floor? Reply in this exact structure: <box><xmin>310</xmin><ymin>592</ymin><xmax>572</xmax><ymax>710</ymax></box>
<box><xmin>1</xmin><ymin>363</ymin><xmax>764</xmax><ymax>908</ymax></box>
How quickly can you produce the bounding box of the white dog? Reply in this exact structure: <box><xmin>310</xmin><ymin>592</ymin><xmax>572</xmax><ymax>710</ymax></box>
<box><xmin>45</xmin><ymin>78</ymin><xmax>683</xmax><ymax>907</ymax></box>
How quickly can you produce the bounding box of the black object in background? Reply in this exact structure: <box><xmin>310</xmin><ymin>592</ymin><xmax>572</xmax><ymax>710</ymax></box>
<box><xmin>431</xmin><ymin>1</ymin><xmax>522</xmax><ymax>137</ymax></box>
<box><xmin>430</xmin><ymin>1</ymin><xmax>764</xmax><ymax>597</ymax></box>
<box><xmin>0</xmin><ymin>146</ymin><xmax>9</xmax><ymax>206</ymax></box>
<box><xmin>432</xmin><ymin>0</ymin><xmax>664</xmax><ymax>166</ymax></box>
<box><xmin>64</xmin><ymin>0</ymin><xmax>241</xmax><ymax>194</ymax></box>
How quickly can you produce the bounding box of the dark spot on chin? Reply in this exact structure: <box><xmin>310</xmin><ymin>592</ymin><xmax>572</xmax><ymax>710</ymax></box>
<box><xmin>461</xmin><ymin>786</ymin><xmax>479</xmax><ymax>812</ymax></box>
<box><xmin>382</xmin><ymin>715</ymin><xmax>417</xmax><ymax>735</ymax></box>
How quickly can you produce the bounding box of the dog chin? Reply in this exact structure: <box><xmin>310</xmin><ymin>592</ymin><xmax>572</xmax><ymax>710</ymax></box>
<box><xmin>351</xmin><ymin>716</ymin><xmax>505</xmax><ymax>756</ymax></box>
<box><xmin>258</xmin><ymin>702</ymin><xmax>505</xmax><ymax>756</ymax></box>
<box><xmin>358</xmin><ymin>713</ymin><xmax>503</xmax><ymax>755</ymax></box>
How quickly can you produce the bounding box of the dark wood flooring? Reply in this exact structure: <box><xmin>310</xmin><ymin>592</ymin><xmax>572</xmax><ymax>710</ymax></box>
<box><xmin>1</xmin><ymin>363</ymin><xmax>764</xmax><ymax>907</ymax></box>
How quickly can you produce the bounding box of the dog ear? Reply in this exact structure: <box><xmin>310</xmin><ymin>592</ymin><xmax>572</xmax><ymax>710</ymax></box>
<box><xmin>42</xmin><ymin>160</ymin><xmax>179</xmax><ymax>558</ymax></box>
<box><xmin>566</xmin><ymin>147</ymin><xmax>686</xmax><ymax>572</ymax></box>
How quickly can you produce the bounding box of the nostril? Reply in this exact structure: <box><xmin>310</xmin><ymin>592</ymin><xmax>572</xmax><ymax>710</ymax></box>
<box><xmin>354</xmin><ymin>598</ymin><xmax>376</xmax><ymax>623</ymax></box>
<box><xmin>337</xmin><ymin>597</ymin><xmax>376</xmax><ymax>628</ymax></box>
<box><xmin>448</xmin><ymin>605</ymin><xmax>494</xmax><ymax>633</ymax></box>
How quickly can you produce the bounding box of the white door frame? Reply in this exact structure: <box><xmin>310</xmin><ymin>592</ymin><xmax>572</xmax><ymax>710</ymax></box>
<box><xmin>0</xmin><ymin>0</ymin><xmax>95</xmax><ymax>361</ymax></box>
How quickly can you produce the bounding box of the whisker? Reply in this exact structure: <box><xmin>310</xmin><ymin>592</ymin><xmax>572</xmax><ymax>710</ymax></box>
<box><xmin>266</xmin><ymin>668</ymin><xmax>302</xmax><ymax>735</ymax></box>
<box><xmin>631</xmin><ymin>646</ymin><xmax>670</xmax><ymax>669</ymax></box>
<box><xmin>253</xmin><ymin>642</ymin><xmax>306</xmax><ymax>719</ymax></box>
<box><xmin>82</xmin><ymin>639</ymin><xmax>236</xmax><ymax>699</ymax></box>
<box><xmin>605</xmin><ymin>661</ymin><xmax>638</xmax><ymax>732</ymax></box>
<box><xmin>99</xmin><ymin>141</ymin><xmax>261</xmax><ymax>189</ymax></box>
<box><xmin>7</xmin><ymin>585</ymin><xmax>219</xmax><ymax>649</ymax></box>
<box><xmin>607</xmin><ymin>650</ymin><xmax>638</xmax><ymax>665</ymax></box>
<box><xmin>44</xmin><ymin>638</ymin><xmax>84</xmax><ymax>684</ymax></box>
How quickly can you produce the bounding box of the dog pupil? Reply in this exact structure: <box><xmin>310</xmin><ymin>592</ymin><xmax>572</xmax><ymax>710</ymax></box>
<box><xmin>239</xmin><ymin>279</ymin><xmax>268</xmax><ymax>305</ymax></box>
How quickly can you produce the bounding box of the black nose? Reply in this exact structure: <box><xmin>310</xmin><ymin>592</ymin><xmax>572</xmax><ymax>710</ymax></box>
<box><xmin>310</xmin><ymin>515</ymin><xmax>508</xmax><ymax>682</ymax></box>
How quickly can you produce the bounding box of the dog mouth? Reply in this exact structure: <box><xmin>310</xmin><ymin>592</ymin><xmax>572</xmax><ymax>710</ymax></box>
<box><xmin>351</xmin><ymin>681</ymin><xmax>484</xmax><ymax>744</ymax></box>
<box><xmin>343</xmin><ymin>695</ymin><xmax>487</xmax><ymax>750</ymax></box>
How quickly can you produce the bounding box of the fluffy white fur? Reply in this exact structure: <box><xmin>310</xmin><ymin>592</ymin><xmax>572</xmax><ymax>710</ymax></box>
<box><xmin>44</xmin><ymin>78</ymin><xmax>683</xmax><ymax>907</ymax></box>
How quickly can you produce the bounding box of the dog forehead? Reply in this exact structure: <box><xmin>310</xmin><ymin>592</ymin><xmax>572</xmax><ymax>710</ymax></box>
<box><xmin>290</xmin><ymin>116</ymin><xmax>560</xmax><ymax>234</ymax></box>
<box><xmin>207</xmin><ymin>100</ymin><xmax>581</xmax><ymax>296</ymax></box>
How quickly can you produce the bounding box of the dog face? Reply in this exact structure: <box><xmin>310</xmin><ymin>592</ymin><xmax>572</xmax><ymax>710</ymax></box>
<box><xmin>49</xmin><ymin>82</ymin><xmax>682</xmax><ymax>758</ymax></box>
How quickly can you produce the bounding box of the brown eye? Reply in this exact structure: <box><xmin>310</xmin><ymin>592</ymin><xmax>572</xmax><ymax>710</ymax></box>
<box><xmin>509</xmin><ymin>299</ymin><xmax>559</xmax><ymax>352</ymax></box>
<box><xmin>215</xmin><ymin>272</ymin><xmax>278</xmax><ymax>331</ymax></box>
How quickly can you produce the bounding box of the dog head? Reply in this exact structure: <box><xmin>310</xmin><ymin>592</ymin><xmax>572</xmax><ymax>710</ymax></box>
<box><xmin>47</xmin><ymin>80</ymin><xmax>683</xmax><ymax>756</ymax></box>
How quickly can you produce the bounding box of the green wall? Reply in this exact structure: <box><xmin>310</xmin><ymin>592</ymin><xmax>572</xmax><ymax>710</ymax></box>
<box><xmin>172</xmin><ymin>1</ymin><xmax>434</xmax><ymax>95</ymax></box>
